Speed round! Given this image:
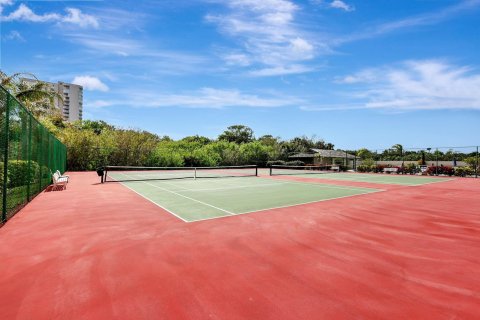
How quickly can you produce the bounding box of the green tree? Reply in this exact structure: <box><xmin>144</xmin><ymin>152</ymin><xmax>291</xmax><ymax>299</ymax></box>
<box><xmin>239</xmin><ymin>142</ymin><xmax>271</xmax><ymax>166</ymax></box>
<box><xmin>218</xmin><ymin>125</ymin><xmax>254</xmax><ymax>144</ymax></box>
<box><xmin>0</xmin><ymin>71</ymin><xmax>62</xmax><ymax>117</ymax></box>
<box><xmin>258</xmin><ymin>135</ymin><xmax>279</xmax><ymax>146</ymax></box>
<box><xmin>78</xmin><ymin>120</ymin><xmax>115</xmax><ymax>134</ymax></box>
<box><xmin>357</xmin><ymin>148</ymin><xmax>374</xmax><ymax>160</ymax></box>
<box><xmin>181</xmin><ymin>135</ymin><xmax>211</xmax><ymax>145</ymax></box>
<box><xmin>391</xmin><ymin>144</ymin><xmax>403</xmax><ymax>156</ymax></box>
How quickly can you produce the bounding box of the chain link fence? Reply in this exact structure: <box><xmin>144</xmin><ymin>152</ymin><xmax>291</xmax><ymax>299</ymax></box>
<box><xmin>0</xmin><ymin>85</ymin><xmax>67</xmax><ymax>224</ymax></box>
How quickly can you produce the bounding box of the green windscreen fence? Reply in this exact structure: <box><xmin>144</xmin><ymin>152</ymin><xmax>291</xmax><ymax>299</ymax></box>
<box><xmin>0</xmin><ymin>85</ymin><xmax>67</xmax><ymax>223</ymax></box>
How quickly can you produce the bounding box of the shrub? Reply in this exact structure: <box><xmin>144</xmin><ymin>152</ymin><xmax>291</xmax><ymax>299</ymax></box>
<box><xmin>7</xmin><ymin>160</ymin><xmax>40</xmax><ymax>188</ymax></box>
<box><xmin>454</xmin><ymin>166</ymin><xmax>475</xmax><ymax>177</ymax></box>
<box><xmin>404</xmin><ymin>163</ymin><xmax>418</xmax><ymax>175</ymax></box>
<box><xmin>286</xmin><ymin>160</ymin><xmax>305</xmax><ymax>166</ymax></box>
<box><xmin>357</xmin><ymin>159</ymin><xmax>375</xmax><ymax>172</ymax></box>
<box><xmin>266</xmin><ymin>160</ymin><xmax>286</xmax><ymax>166</ymax></box>
<box><xmin>426</xmin><ymin>166</ymin><xmax>454</xmax><ymax>176</ymax></box>
<box><xmin>356</xmin><ymin>165</ymin><xmax>370</xmax><ymax>172</ymax></box>
<box><xmin>464</xmin><ymin>157</ymin><xmax>478</xmax><ymax>170</ymax></box>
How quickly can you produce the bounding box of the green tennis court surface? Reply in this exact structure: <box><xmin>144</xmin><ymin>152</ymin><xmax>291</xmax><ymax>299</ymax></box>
<box><xmin>269</xmin><ymin>170</ymin><xmax>452</xmax><ymax>186</ymax></box>
<box><xmin>111</xmin><ymin>174</ymin><xmax>380</xmax><ymax>222</ymax></box>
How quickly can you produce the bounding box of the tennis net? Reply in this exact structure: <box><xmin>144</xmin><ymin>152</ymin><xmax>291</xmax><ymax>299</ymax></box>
<box><xmin>269</xmin><ymin>165</ymin><xmax>340</xmax><ymax>176</ymax></box>
<box><xmin>103</xmin><ymin>165</ymin><xmax>258</xmax><ymax>182</ymax></box>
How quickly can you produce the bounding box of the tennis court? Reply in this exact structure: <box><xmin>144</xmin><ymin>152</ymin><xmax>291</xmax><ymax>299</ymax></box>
<box><xmin>107</xmin><ymin>171</ymin><xmax>380</xmax><ymax>222</ymax></box>
<box><xmin>269</xmin><ymin>166</ymin><xmax>452</xmax><ymax>186</ymax></box>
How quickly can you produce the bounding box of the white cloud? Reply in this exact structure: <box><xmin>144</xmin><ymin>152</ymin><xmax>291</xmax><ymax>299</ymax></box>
<box><xmin>62</xmin><ymin>8</ymin><xmax>99</xmax><ymax>28</ymax></box>
<box><xmin>3</xmin><ymin>30</ymin><xmax>25</xmax><ymax>42</ymax></box>
<box><xmin>137</xmin><ymin>88</ymin><xmax>303</xmax><ymax>108</ymax></box>
<box><xmin>72</xmin><ymin>76</ymin><xmax>109</xmax><ymax>92</ymax></box>
<box><xmin>1</xmin><ymin>4</ymin><xmax>98</xmax><ymax>28</ymax></box>
<box><xmin>93</xmin><ymin>88</ymin><xmax>304</xmax><ymax>109</ymax></box>
<box><xmin>310</xmin><ymin>60</ymin><xmax>480</xmax><ymax>111</ymax></box>
<box><xmin>65</xmin><ymin>33</ymin><xmax>213</xmax><ymax>75</ymax></box>
<box><xmin>0</xmin><ymin>0</ymin><xmax>13</xmax><ymax>14</ymax></box>
<box><xmin>206</xmin><ymin>0</ymin><xmax>318</xmax><ymax>76</ymax></box>
<box><xmin>334</xmin><ymin>69</ymin><xmax>377</xmax><ymax>84</ymax></box>
<box><xmin>330</xmin><ymin>0</ymin><xmax>355</xmax><ymax>12</ymax></box>
<box><xmin>2</xmin><ymin>4</ymin><xmax>60</xmax><ymax>22</ymax></box>
<box><xmin>336</xmin><ymin>0</ymin><xmax>480</xmax><ymax>44</ymax></box>
<box><xmin>249</xmin><ymin>64</ymin><xmax>315</xmax><ymax>77</ymax></box>
<box><xmin>88</xmin><ymin>100</ymin><xmax>114</xmax><ymax>108</ymax></box>
<box><xmin>223</xmin><ymin>53</ymin><xmax>251</xmax><ymax>66</ymax></box>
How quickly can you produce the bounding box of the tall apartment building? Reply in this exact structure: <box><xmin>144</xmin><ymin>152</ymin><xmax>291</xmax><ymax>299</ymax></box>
<box><xmin>55</xmin><ymin>82</ymin><xmax>83</xmax><ymax>122</ymax></box>
<box><xmin>21</xmin><ymin>79</ymin><xmax>83</xmax><ymax>121</ymax></box>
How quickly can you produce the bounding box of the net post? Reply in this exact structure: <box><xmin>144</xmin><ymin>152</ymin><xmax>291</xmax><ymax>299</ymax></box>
<box><xmin>255</xmin><ymin>166</ymin><xmax>258</xmax><ymax>177</ymax></box>
<box><xmin>2</xmin><ymin>93</ymin><xmax>10</xmax><ymax>223</ymax></box>
<box><xmin>269</xmin><ymin>166</ymin><xmax>272</xmax><ymax>176</ymax></box>
<box><xmin>194</xmin><ymin>167</ymin><xmax>197</xmax><ymax>180</ymax></box>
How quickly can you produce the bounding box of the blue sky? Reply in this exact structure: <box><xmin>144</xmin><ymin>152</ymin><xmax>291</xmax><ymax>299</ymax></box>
<box><xmin>1</xmin><ymin>0</ymin><xmax>479</xmax><ymax>149</ymax></box>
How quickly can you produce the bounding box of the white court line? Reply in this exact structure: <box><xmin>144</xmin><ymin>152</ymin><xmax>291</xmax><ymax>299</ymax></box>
<box><xmin>407</xmin><ymin>178</ymin><xmax>455</xmax><ymax>187</ymax></box>
<box><xmin>115</xmin><ymin>178</ymin><xmax>189</xmax><ymax>222</ymax></box>
<box><xmin>176</xmin><ymin>182</ymin><xmax>289</xmax><ymax>192</ymax></box>
<box><xmin>187</xmin><ymin>189</ymin><xmax>386</xmax><ymax>223</ymax></box>
<box><xmin>118</xmin><ymin>173</ymin><xmax>234</xmax><ymax>215</ymax></box>
<box><xmin>266</xmin><ymin>177</ymin><xmax>384</xmax><ymax>192</ymax></box>
<box><xmin>274</xmin><ymin>172</ymin><xmax>452</xmax><ymax>187</ymax></box>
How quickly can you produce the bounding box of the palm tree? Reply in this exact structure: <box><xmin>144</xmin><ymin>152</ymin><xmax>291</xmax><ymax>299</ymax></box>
<box><xmin>391</xmin><ymin>144</ymin><xmax>404</xmax><ymax>156</ymax></box>
<box><xmin>0</xmin><ymin>71</ymin><xmax>63</xmax><ymax>117</ymax></box>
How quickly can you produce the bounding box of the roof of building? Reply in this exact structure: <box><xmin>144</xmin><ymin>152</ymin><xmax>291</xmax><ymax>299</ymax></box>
<box><xmin>289</xmin><ymin>153</ymin><xmax>316</xmax><ymax>158</ymax></box>
<box><xmin>311</xmin><ymin>149</ymin><xmax>357</xmax><ymax>159</ymax></box>
<box><xmin>289</xmin><ymin>149</ymin><xmax>358</xmax><ymax>159</ymax></box>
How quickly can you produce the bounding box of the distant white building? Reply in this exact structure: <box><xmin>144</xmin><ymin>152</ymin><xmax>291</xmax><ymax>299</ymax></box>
<box><xmin>21</xmin><ymin>79</ymin><xmax>83</xmax><ymax>121</ymax></box>
<box><xmin>55</xmin><ymin>81</ymin><xmax>83</xmax><ymax>121</ymax></box>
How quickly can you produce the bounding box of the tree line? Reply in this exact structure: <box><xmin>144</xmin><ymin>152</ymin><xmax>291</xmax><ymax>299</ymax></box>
<box><xmin>352</xmin><ymin>144</ymin><xmax>478</xmax><ymax>164</ymax></box>
<box><xmin>43</xmin><ymin>120</ymin><xmax>335</xmax><ymax>171</ymax></box>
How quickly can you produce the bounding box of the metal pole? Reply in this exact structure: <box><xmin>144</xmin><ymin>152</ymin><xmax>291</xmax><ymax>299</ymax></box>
<box><xmin>26</xmin><ymin>114</ymin><xmax>32</xmax><ymax>202</ymax></box>
<box><xmin>2</xmin><ymin>94</ymin><xmax>10</xmax><ymax>222</ymax></box>
<box><xmin>476</xmin><ymin>146</ymin><xmax>479</xmax><ymax>179</ymax></box>
<box><xmin>401</xmin><ymin>149</ymin><xmax>404</xmax><ymax>174</ymax></box>
<box><xmin>38</xmin><ymin>127</ymin><xmax>43</xmax><ymax>192</ymax></box>
<box><xmin>436</xmin><ymin>148</ymin><xmax>439</xmax><ymax>176</ymax></box>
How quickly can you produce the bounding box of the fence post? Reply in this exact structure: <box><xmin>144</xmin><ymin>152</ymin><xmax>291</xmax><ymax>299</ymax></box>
<box><xmin>26</xmin><ymin>114</ymin><xmax>32</xmax><ymax>202</ymax></box>
<box><xmin>2</xmin><ymin>94</ymin><xmax>10</xmax><ymax>222</ymax></box>
<box><xmin>38</xmin><ymin>127</ymin><xmax>42</xmax><ymax>192</ymax></box>
<box><xmin>476</xmin><ymin>146</ymin><xmax>479</xmax><ymax>179</ymax></box>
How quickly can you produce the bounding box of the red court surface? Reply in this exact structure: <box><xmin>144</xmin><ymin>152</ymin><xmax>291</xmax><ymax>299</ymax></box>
<box><xmin>1</xmin><ymin>172</ymin><xmax>479</xmax><ymax>319</ymax></box>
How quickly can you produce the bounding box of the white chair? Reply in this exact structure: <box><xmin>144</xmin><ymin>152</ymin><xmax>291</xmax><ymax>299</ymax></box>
<box><xmin>52</xmin><ymin>172</ymin><xmax>68</xmax><ymax>190</ymax></box>
<box><xmin>56</xmin><ymin>170</ymin><xmax>69</xmax><ymax>182</ymax></box>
